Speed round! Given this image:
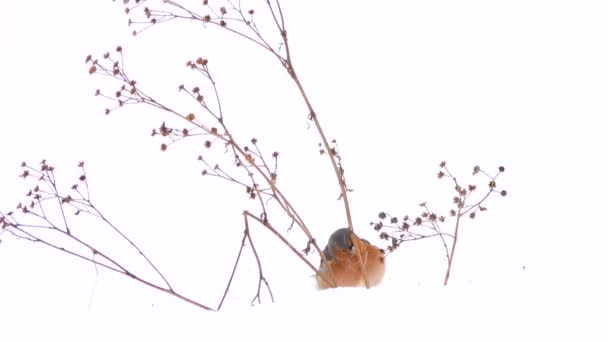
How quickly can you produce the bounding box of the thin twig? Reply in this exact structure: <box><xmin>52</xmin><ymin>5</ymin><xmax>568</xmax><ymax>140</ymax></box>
<box><xmin>217</xmin><ymin>227</ymin><xmax>248</xmax><ymax>311</ymax></box>
<box><xmin>245</xmin><ymin>215</ymin><xmax>274</xmax><ymax>305</ymax></box>
<box><xmin>443</xmin><ymin>206</ymin><xmax>462</xmax><ymax>285</ymax></box>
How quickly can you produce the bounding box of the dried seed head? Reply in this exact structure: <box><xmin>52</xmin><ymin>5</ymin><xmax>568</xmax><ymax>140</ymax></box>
<box><xmin>501</xmin><ymin>190</ymin><xmax>507</xmax><ymax>196</ymax></box>
<box><xmin>378</xmin><ymin>212</ymin><xmax>387</xmax><ymax>219</ymax></box>
<box><xmin>499</xmin><ymin>166</ymin><xmax>505</xmax><ymax>172</ymax></box>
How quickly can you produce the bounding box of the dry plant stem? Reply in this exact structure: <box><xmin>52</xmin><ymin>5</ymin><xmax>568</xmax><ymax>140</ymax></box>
<box><xmin>237</xmin><ymin>142</ymin><xmax>335</xmax><ymax>282</ymax></box>
<box><xmin>443</xmin><ymin>207</ymin><xmax>462</xmax><ymax>286</ymax></box>
<box><xmin>441</xmin><ymin>166</ymin><xmax>496</xmax><ymax>285</ymax></box>
<box><xmin>423</xmin><ymin>205</ymin><xmax>450</xmax><ymax>265</ymax></box>
<box><xmin>245</xmin><ymin>216</ymin><xmax>274</xmax><ymax>305</ymax></box>
<box><xmin>191</xmin><ymin>0</ymin><xmax>361</xmax><ymax>287</ymax></box>
<box><xmin>104</xmin><ymin>0</ymin><xmax>360</xmax><ymax>288</ymax></box>
<box><xmin>442</xmin><ymin>168</ymin><xmax>463</xmax><ymax>286</ymax></box>
<box><xmin>3</xmin><ymin>163</ymin><xmax>214</xmax><ymax>310</ymax></box>
<box><xmin>48</xmin><ymin>165</ymin><xmax>173</xmax><ymax>290</ymax></box>
<box><xmin>131</xmin><ymin>0</ymin><xmax>356</xmax><ymax>236</ymax></box>
<box><xmin>199</xmin><ymin>71</ymin><xmax>330</xmax><ymax>272</ymax></box>
<box><xmin>190</xmin><ymin>65</ymin><xmax>336</xmax><ymax>284</ymax></box>
<box><xmin>262</xmin><ymin>0</ymin><xmax>354</xmax><ymax>228</ymax></box>
<box><xmin>92</xmin><ymin>206</ymin><xmax>173</xmax><ymax>290</ymax></box>
<box><xmin>217</xmin><ymin>227</ymin><xmax>248</xmax><ymax>311</ymax></box>
<box><xmin>243</xmin><ymin>211</ymin><xmax>334</xmax><ymax>287</ymax></box>
<box><xmin>102</xmin><ymin>60</ymin><xmax>336</xmax><ymax>286</ymax></box>
<box><xmin>381</xmin><ymin>232</ymin><xmax>454</xmax><ymax>259</ymax></box>
<box><xmin>247</xmin><ymin>172</ymin><xmax>337</xmax><ymax>288</ymax></box>
<box><xmin>6</xmin><ymin>222</ymin><xmax>213</xmax><ymax>311</ymax></box>
<box><xmin>217</xmin><ymin>213</ymin><xmax>274</xmax><ymax>310</ymax></box>
<box><xmin>264</xmin><ymin>0</ymin><xmax>369</xmax><ymax>288</ymax></box>
<box><xmin>48</xmin><ymin>172</ymin><xmax>71</xmax><ymax>235</ymax></box>
<box><xmin>443</xmin><ymin>189</ymin><xmax>495</xmax><ymax>285</ymax></box>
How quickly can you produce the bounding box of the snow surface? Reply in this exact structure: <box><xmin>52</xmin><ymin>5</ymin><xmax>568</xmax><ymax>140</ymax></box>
<box><xmin>1</xmin><ymin>0</ymin><xmax>608</xmax><ymax>341</ymax></box>
<box><xmin>4</xmin><ymin>277</ymin><xmax>606</xmax><ymax>341</ymax></box>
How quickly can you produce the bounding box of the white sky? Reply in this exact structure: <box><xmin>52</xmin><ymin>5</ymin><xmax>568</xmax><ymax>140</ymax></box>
<box><xmin>1</xmin><ymin>0</ymin><xmax>607</xmax><ymax>340</ymax></box>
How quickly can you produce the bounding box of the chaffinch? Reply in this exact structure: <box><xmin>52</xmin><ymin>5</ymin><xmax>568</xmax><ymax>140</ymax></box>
<box><xmin>316</xmin><ymin>228</ymin><xmax>385</xmax><ymax>290</ymax></box>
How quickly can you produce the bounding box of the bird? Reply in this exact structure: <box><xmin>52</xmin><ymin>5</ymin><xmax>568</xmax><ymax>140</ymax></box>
<box><xmin>315</xmin><ymin>228</ymin><xmax>385</xmax><ymax>290</ymax></box>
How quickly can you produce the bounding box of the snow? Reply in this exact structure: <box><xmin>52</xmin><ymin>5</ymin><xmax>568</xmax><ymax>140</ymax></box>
<box><xmin>4</xmin><ymin>278</ymin><xmax>605</xmax><ymax>341</ymax></box>
<box><xmin>1</xmin><ymin>0</ymin><xmax>608</xmax><ymax>341</ymax></box>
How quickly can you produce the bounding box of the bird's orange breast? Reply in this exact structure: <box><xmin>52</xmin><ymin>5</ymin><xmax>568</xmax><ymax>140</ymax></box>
<box><xmin>316</xmin><ymin>235</ymin><xmax>385</xmax><ymax>290</ymax></box>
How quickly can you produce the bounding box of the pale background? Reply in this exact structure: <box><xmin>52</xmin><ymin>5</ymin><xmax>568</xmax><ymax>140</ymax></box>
<box><xmin>1</xmin><ymin>0</ymin><xmax>607</xmax><ymax>340</ymax></box>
